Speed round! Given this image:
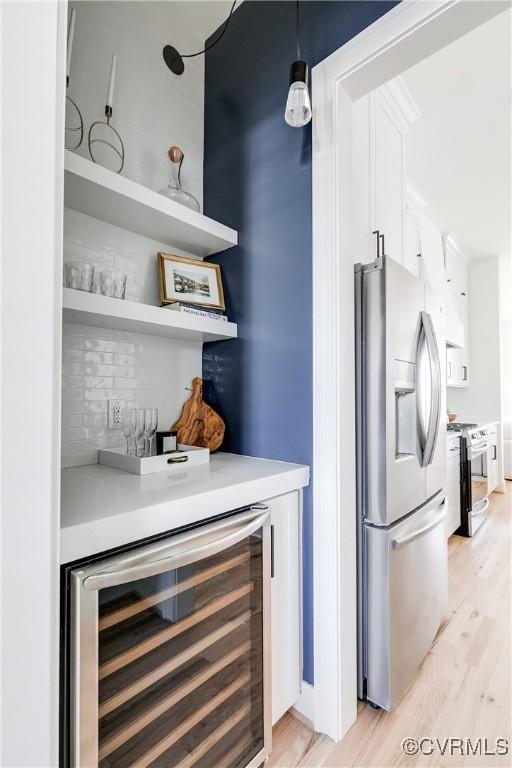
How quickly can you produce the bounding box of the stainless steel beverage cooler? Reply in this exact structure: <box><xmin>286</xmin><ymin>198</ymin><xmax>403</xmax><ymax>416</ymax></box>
<box><xmin>62</xmin><ymin>506</ymin><xmax>271</xmax><ymax>768</ymax></box>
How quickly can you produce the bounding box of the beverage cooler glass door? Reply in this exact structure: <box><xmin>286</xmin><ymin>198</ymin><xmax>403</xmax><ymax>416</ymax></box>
<box><xmin>70</xmin><ymin>507</ymin><xmax>271</xmax><ymax>768</ymax></box>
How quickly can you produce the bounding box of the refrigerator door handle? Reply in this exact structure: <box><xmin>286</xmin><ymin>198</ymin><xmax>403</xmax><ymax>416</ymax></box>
<box><xmin>392</xmin><ymin>496</ymin><xmax>447</xmax><ymax>549</ymax></box>
<box><xmin>416</xmin><ymin>311</ymin><xmax>441</xmax><ymax>467</ymax></box>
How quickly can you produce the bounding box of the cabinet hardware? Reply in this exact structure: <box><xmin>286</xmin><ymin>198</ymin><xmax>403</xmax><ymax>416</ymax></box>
<box><xmin>270</xmin><ymin>524</ymin><xmax>275</xmax><ymax>578</ymax></box>
<box><xmin>448</xmin><ymin>362</ymin><xmax>452</xmax><ymax>378</ymax></box>
<box><xmin>372</xmin><ymin>229</ymin><xmax>381</xmax><ymax>259</ymax></box>
<box><xmin>492</xmin><ymin>445</ymin><xmax>497</xmax><ymax>461</ymax></box>
<box><xmin>461</xmin><ymin>291</ymin><xmax>466</xmax><ymax>297</ymax></box>
<box><xmin>462</xmin><ymin>365</ymin><xmax>468</xmax><ymax>381</ymax></box>
<box><xmin>167</xmin><ymin>455</ymin><xmax>188</xmax><ymax>464</ymax></box>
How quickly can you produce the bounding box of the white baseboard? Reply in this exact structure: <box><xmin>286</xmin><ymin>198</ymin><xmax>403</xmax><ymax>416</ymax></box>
<box><xmin>291</xmin><ymin>681</ymin><xmax>315</xmax><ymax>728</ymax></box>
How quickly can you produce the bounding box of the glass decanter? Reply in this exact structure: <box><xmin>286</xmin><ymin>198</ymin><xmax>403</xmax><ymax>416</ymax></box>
<box><xmin>159</xmin><ymin>145</ymin><xmax>200</xmax><ymax>212</ymax></box>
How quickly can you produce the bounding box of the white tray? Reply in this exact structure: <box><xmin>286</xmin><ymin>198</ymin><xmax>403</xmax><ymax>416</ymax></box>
<box><xmin>98</xmin><ymin>444</ymin><xmax>210</xmax><ymax>475</ymax></box>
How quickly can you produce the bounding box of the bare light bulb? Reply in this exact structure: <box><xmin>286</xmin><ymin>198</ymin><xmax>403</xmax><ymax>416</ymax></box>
<box><xmin>284</xmin><ymin>60</ymin><xmax>312</xmax><ymax>128</ymax></box>
<box><xmin>285</xmin><ymin>80</ymin><xmax>312</xmax><ymax>127</ymax></box>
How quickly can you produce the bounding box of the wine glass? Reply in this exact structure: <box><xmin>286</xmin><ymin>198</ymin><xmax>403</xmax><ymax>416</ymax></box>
<box><xmin>143</xmin><ymin>408</ymin><xmax>158</xmax><ymax>457</ymax></box>
<box><xmin>131</xmin><ymin>409</ymin><xmax>145</xmax><ymax>457</ymax></box>
<box><xmin>121</xmin><ymin>409</ymin><xmax>139</xmax><ymax>456</ymax></box>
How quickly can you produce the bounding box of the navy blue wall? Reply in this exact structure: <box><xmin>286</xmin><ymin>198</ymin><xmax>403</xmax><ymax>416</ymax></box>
<box><xmin>203</xmin><ymin>0</ymin><xmax>397</xmax><ymax>685</ymax></box>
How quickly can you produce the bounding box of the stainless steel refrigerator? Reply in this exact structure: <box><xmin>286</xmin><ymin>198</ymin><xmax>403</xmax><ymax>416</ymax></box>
<box><xmin>355</xmin><ymin>254</ymin><xmax>448</xmax><ymax>711</ymax></box>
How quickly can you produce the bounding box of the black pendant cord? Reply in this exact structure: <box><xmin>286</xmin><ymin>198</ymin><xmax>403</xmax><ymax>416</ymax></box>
<box><xmin>182</xmin><ymin>0</ymin><xmax>237</xmax><ymax>59</ymax></box>
<box><xmin>296</xmin><ymin>0</ymin><xmax>301</xmax><ymax>60</ymax></box>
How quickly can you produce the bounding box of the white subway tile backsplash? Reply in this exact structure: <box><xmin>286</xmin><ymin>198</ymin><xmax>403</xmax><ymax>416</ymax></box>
<box><xmin>62</xmin><ymin>400</ymin><xmax>108</xmax><ymax>414</ymax></box>
<box><xmin>83</xmin><ymin>339</ymin><xmax>116</xmax><ymax>353</ymax></box>
<box><xmin>82</xmin><ymin>413</ymin><xmax>108</xmax><ymax>427</ymax></box>
<box><xmin>62</xmin><ymin>414</ymin><xmax>83</xmax><ymax>427</ymax></box>
<box><xmin>114</xmin><ymin>353</ymin><xmax>136</xmax><ymax>366</ymax></box>
<box><xmin>62</xmin><ymin>195</ymin><xmax>206</xmax><ymax>467</ymax></box>
<box><xmin>62</xmin><ymin>389</ymin><xmax>85</xmax><ymax>402</ymax></box>
<box><xmin>84</xmin><ymin>351</ymin><xmax>115</xmax><ymax>364</ymax></box>
<box><xmin>113</xmin><ymin>377</ymin><xmax>139</xmax><ymax>390</ymax></box>
<box><xmin>61</xmin><ymin>322</ymin><xmax>201</xmax><ymax>466</ymax></box>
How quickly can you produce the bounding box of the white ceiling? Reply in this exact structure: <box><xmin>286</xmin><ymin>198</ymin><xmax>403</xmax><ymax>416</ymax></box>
<box><xmin>401</xmin><ymin>9</ymin><xmax>511</xmax><ymax>262</ymax></box>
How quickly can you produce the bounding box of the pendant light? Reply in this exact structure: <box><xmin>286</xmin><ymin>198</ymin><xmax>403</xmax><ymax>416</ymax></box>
<box><xmin>163</xmin><ymin>0</ymin><xmax>237</xmax><ymax>76</ymax></box>
<box><xmin>284</xmin><ymin>1</ymin><xmax>312</xmax><ymax>128</ymax></box>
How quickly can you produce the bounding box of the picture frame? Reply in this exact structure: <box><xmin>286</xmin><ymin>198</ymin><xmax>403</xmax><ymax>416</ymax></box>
<box><xmin>158</xmin><ymin>252</ymin><xmax>225</xmax><ymax>311</ymax></box>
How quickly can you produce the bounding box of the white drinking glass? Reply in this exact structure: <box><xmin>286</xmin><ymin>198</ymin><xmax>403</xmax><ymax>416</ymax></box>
<box><xmin>64</xmin><ymin>261</ymin><xmax>93</xmax><ymax>291</ymax></box>
<box><xmin>112</xmin><ymin>271</ymin><xmax>127</xmax><ymax>299</ymax></box>
<box><xmin>121</xmin><ymin>409</ymin><xmax>136</xmax><ymax>456</ymax></box>
<box><xmin>143</xmin><ymin>408</ymin><xmax>158</xmax><ymax>457</ymax></box>
<box><xmin>132</xmin><ymin>409</ymin><xmax>145</xmax><ymax>457</ymax></box>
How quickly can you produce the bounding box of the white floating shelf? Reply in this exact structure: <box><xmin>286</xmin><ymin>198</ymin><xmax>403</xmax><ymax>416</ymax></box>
<box><xmin>64</xmin><ymin>152</ymin><xmax>238</xmax><ymax>258</ymax></box>
<box><xmin>62</xmin><ymin>288</ymin><xmax>237</xmax><ymax>343</ymax></box>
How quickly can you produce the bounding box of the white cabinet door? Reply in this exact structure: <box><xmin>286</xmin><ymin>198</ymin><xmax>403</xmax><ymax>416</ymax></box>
<box><xmin>446</xmin><ymin>450</ymin><xmax>461</xmax><ymax>537</ymax></box>
<box><xmin>445</xmin><ymin>248</ymin><xmax>455</xmax><ymax>291</ymax></box>
<box><xmin>403</xmin><ymin>207</ymin><xmax>420</xmax><ymax>277</ymax></box>
<box><xmin>447</xmin><ymin>301</ymin><xmax>469</xmax><ymax>388</ymax></box>
<box><xmin>456</xmin><ymin>257</ymin><xmax>469</xmax><ymax>305</ymax></box>
<box><xmin>269</xmin><ymin>490</ymin><xmax>301</xmax><ymax>724</ymax></box>
<box><xmin>446</xmin><ymin>346</ymin><xmax>456</xmax><ymax>386</ymax></box>
<box><xmin>460</xmin><ymin>300</ymin><xmax>470</xmax><ymax>385</ymax></box>
<box><xmin>372</xmin><ymin>92</ymin><xmax>404</xmax><ymax>266</ymax></box>
<box><xmin>487</xmin><ymin>426</ymin><xmax>499</xmax><ymax>495</ymax></box>
<box><xmin>445</xmin><ymin>246</ymin><xmax>470</xmax><ymax>306</ymax></box>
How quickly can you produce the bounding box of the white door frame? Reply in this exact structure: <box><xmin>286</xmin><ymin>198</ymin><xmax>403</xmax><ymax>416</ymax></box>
<box><xmin>311</xmin><ymin>0</ymin><xmax>510</xmax><ymax>741</ymax></box>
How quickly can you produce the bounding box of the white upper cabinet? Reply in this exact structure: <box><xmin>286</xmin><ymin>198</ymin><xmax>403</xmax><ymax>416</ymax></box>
<box><xmin>445</xmin><ymin>235</ymin><xmax>469</xmax><ymax>305</ymax></box>
<box><xmin>369</xmin><ymin>80</ymin><xmax>421</xmax><ymax>274</ymax></box>
<box><xmin>445</xmin><ymin>236</ymin><xmax>471</xmax><ymax>387</ymax></box>
<box><xmin>372</xmin><ymin>90</ymin><xmax>405</xmax><ymax>265</ymax></box>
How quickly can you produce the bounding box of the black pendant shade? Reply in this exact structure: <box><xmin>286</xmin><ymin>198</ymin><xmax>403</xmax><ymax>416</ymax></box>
<box><xmin>289</xmin><ymin>60</ymin><xmax>308</xmax><ymax>87</ymax></box>
<box><xmin>163</xmin><ymin>44</ymin><xmax>185</xmax><ymax>76</ymax></box>
<box><xmin>163</xmin><ymin>0</ymin><xmax>237</xmax><ymax>76</ymax></box>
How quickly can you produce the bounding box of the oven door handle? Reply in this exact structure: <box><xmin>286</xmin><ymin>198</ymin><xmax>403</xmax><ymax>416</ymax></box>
<box><xmin>471</xmin><ymin>497</ymin><xmax>489</xmax><ymax>518</ymax></box>
<box><xmin>82</xmin><ymin>505</ymin><xmax>269</xmax><ymax>591</ymax></box>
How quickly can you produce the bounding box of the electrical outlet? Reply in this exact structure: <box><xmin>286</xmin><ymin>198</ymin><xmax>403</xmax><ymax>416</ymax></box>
<box><xmin>108</xmin><ymin>399</ymin><xmax>125</xmax><ymax>429</ymax></box>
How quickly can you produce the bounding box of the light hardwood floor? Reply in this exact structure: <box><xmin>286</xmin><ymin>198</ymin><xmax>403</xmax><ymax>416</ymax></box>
<box><xmin>269</xmin><ymin>483</ymin><xmax>511</xmax><ymax>768</ymax></box>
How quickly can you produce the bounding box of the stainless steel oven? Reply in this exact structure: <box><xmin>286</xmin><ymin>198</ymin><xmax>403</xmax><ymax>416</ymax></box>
<box><xmin>457</xmin><ymin>426</ymin><xmax>490</xmax><ymax>537</ymax></box>
<box><xmin>469</xmin><ymin>440</ymin><xmax>489</xmax><ymax>510</ymax></box>
<box><xmin>66</xmin><ymin>506</ymin><xmax>271</xmax><ymax>768</ymax></box>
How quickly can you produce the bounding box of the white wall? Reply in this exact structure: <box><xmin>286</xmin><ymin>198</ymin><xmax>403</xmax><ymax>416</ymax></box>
<box><xmin>447</xmin><ymin>257</ymin><xmax>502</xmax><ymax>424</ymax></box>
<box><xmin>1</xmin><ymin>1</ymin><xmax>64</xmax><ymax>764</ymax></box>
<box><xmin>62</xmin><ymin>0</ymin><xmax>219</xmax><ymax>465</ymax></box>
<box><xmin>447</xmin><ymin>256</ymin><xmax>505</xmax><ymax>485</ymax></box>
<box><xmin>499</xmin><ymin>254</ymin><xmax>512</xmax><ymax>478</ymax></box>
<box><xmin>68</xmin><ymin>1</ymin><xmax>207</xmax><ymax>207</ymax></box>
<box><xmin>62</xmin><ymin>322</ymin><xmax>202</xmax><ymax>465</ymax></box>
<box><xmin>62</xmin><ymin>210</ymin><xmax>203</xmax><ymax>466</ymax></box>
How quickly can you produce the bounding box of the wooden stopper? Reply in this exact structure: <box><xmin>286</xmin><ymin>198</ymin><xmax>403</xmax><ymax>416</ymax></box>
<box><xmin>168</xmin><ymin>145</ymin><xmax>184</xmax><ymax>163</ymax></box>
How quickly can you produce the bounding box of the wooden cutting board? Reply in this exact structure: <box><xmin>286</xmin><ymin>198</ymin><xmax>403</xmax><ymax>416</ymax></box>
<box><xmin>172</xmin><ymin>377</ymin><xmax>225</xmax><ymax>452</ymax></box>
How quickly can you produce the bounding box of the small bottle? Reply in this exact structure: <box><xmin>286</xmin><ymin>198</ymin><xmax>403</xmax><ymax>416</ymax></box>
<box><xmin>159</xmin><ymin>146</ymin><xmax>200</xmax><ymax>212</ymax></box>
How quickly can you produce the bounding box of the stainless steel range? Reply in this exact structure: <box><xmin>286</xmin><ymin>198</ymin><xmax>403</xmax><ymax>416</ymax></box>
<box><xmin>448</xmin><ymin>423</ymin><xmax>490</xmax><ymax>536</ymax></box>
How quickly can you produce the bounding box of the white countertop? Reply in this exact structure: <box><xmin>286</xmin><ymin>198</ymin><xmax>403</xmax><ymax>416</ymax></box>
<box><xmin>60</xmin><ymin>453</ymin><xmax>309</xmax><ymax>563</ymax></box>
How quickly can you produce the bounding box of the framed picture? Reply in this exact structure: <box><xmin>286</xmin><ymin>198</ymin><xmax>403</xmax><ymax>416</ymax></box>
<box><xmin>158</xmin><ymin>253</ymin><xmax>225</xmax><ymax>310</ymax></box>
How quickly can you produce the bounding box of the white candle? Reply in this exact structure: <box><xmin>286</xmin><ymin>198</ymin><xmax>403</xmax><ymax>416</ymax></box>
<box><xmin>66</xmin><ymin>9</ymin><xmax>76</xmax><ymax>80</ymax></box>
<box><xmin>106</xmin><ymin>53</ymin><xmax>117</xmax><ymax>108</ymax></box>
